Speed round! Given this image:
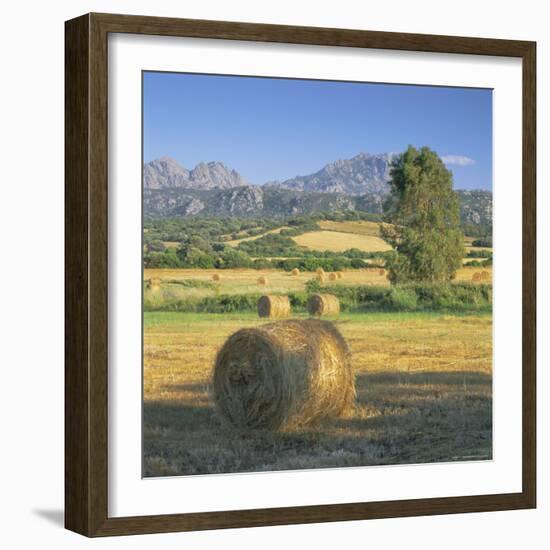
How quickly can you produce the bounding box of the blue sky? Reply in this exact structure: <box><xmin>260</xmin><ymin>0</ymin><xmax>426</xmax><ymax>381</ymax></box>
<box><xmin>143</xmin><ymin>72</ymin><xmax>492</xmax><ymax>190</ymax></box>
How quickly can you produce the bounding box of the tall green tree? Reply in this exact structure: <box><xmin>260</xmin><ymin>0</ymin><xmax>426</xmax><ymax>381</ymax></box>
<box><xmin>381</xmin><ymin>146</ymin><xmax>464</xmax><ymax>283</ymax></box>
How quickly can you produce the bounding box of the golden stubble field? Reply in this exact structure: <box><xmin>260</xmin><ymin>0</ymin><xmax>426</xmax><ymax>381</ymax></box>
<box><xmin>292</xmin><ymin>230</ymin><xmax>392</xmax><ymax>253</ymax></box>
<box><xmin>143</xmin><ymin>311</ymin><xmax>493</xmax><ymax>476</ymax></box>
<box><xmin>144</xmin><ymin>265</ymin><xmax>492</xmax><ymax>297</ymax></box>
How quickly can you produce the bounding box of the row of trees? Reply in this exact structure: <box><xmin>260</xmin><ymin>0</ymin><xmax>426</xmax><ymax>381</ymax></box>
<box><xmin>144</xmin><ymin>240</ymin><xmax>383</xmax><ymax>271</ymax></box>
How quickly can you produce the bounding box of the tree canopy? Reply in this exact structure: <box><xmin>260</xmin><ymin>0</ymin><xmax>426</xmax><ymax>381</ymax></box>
<box><xmin>382</xmin><ymin>146</ymin><xmax>464</xmax><ymax>283</ymax></box>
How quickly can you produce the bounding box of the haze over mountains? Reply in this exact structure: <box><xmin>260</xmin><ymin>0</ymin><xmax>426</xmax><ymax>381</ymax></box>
<box><xmin>143</xmin><ymin>152</ymin><xmax>492</xmax><ymax>227</ymax></box>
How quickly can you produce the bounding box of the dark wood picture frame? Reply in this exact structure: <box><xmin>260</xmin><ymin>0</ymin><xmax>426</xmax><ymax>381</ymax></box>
<box><xmin>65</xmin><ymin>12</ymin><xmax>536</xmax><ymax>537</ymax></box>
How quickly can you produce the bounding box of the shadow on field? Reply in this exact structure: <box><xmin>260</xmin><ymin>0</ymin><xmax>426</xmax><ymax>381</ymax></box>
<box><xmin>356</xmin><ymin>370</ymin><xmax>491</xmax><ymax>389</ymax></box>
<box><xmin>328</xmin><ymin>370</ymin><xmax>493</xmax><ymax>461</ymax></box>
<box><xmin>143</xmin><ymin>369</ymin><xmax>493</xmax><ymax>477</ymax></box>
<box><xmin>144</xmin><ymin>400</ymin><xmax>216</xmax><ymax>432</ymax></box>
<box><xmin>159</xmin><ymin>382</ymin><xmax>211</xmax><ymax>394</ymax></box>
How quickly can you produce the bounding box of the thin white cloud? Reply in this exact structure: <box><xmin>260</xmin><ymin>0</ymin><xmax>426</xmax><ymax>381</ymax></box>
<box><xmin>442</xmin><ymin>155</ymin><xmax>476</xmax><ymax>166</ymax></box>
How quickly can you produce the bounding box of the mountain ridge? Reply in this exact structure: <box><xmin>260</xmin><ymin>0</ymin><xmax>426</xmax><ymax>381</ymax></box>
<box><xmin>144</xmin><ymin>157</ymin><xmax>248</xmax><ymax>190</ymax></box>
<box><xmin>265</xmin><ymin>152</ymin><xmax>397</xmax><ymax>196</ymax></box>
<box><xmin>143</xmin><ymin>153</ymin><xmax>492</xmax><ymax>229</ymax></box>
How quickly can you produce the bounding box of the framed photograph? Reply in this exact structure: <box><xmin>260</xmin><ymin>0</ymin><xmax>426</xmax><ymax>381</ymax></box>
<box><xmin>65</xmin><ymin>13</ymin><xmax>536</xmax><ymax>537</ymax></box>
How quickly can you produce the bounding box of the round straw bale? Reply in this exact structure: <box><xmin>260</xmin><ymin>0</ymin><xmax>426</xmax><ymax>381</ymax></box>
<box><xmin>212</xmin><ymin>273</ymin><xmax>221</xmax><ymax>282</ymax></box>
<box><xmin>316</xmin><ymin>272</ymin><xmax>326</xmax><ymax>283</ymax></box>
<box><xmin>328</xmin><ymin>272</ymin><xmax>337</xmax><ymax>281</ymax></box>
<box><xmin>315</xmin><ymin>267</ymin><xmax>325</xmax><ymax>275</ymax></box>
<box><xmin>307</xmin><ymin>293</ymin><xmax>340</xmax><ymax>316</ymax></box>
<box><xmin>472</xmin><ymin>272</ymin><xmax>482</xmax><ymax>282</ymax></box>
<box><xmin>291</xmin><ymin>268</ymin><xmax>300</xmax><ymax>276</ymax></box>
<box><xmin>480</xmin><ymin>270</ymin><xmax>491</xmax><ymax>281</ymax></box>
<box><xmin>257</xmin><ymin>276</ymin><xmax>268</xmax><ymax>285</ymax></box>
<box><xmin>258</xmin><ymin>295</ymin><xmax>291</xmax><ymax>318</ymax></box>
<box><xmin>336</xmin><ymin>272</ymin><xmax>343</xmax><ymax>279</ymax></box>
<box><xmin>212</xmin><ymin>319</ymin><xmax>355</xmax><ymax>430</ymax></box>
<box><xmin>148</xmin><ymin>277</ymin><xmax>162</xmax><ymax>291</ymax></box>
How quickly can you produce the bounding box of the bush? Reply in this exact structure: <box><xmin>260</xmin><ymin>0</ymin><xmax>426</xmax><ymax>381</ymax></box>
<box><xmin>467</xmin><ymin>250</ymin><xmax>492</xmax><ymax>258</ymax></box>
<box><xmin>144</xmin><ymin>249</ymin><xmax>182</xmax><ymax>268</ymax></box>
<box><xmin>252</xmin><ymin>258</ymin><xmax>273</xmax><ymax>269</ymax></box>
<box><xmin>472</xmin><ymin>237</ymin><xmax>493</xmax><ymax>248</ymax></box>
<box><xmin>320</xmin><ymin>282</ymin><xmax>491</xmax><ymax>312</ymax></box>
<box><xmin>382</xmin><ymin>287</ymin><xmax>418</xmax><ymax>310</ymax></box>
<box><xmin>143</xmin><ymin>280</ymin><xmax>492</xmax><ymax>314</ymax></box>
<box><xmin>350</xmin><ymin>258</ymin><xmax>367</xmax><ymax>269</ymax></box>
<box><xmin>412</xmin><ymin>282</ymin><xmax>489</xmax><ymax>310</ymax></box>
<box><xmin>304</xmin><ymin>278</ymin><xmax>322</xmax><ymax>294</ymax></box>
<box><xmin>288</xmin><ymin>292</ymin><xmax>308</xmax><ymax>309</ymax></box>
<box><xmin>216</xmin><ymin>249</ymin><xmax>253</xmax><ymax>269</ymax></box>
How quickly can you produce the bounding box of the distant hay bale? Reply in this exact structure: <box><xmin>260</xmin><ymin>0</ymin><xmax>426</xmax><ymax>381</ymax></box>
<box><xmin>258</xmin><ymin>295</ymin><xmax>291</xmax><ymax>318</ymax></box>
<box><xmin>291</xmin><ymin>268</ymin><xmax>300</xmax><ymax>276</ymax></box>
<box><xmin>336</xmin><ymin>272</ymin><xmax>343</xmax><ymax>279</ymax></box>
<box><xmin>328</xmin><ymin>272</ymin><xmax>337</xmax><ymax>281</ymax></box>
<box><xmin>257</xmin><ymin>276</ymin><xmax>268</xmax><ymax>286</ymax></box>
<box><xmin>212</xmin><ymin>319</ymin><xmax>355</xmax><ymax>430</ymax></box>
<box><xmin>315</xmin><ymin>267</ymin><xmax>325</xmax><ymax>275</ymax></box>
<box><xmin>212</xmin><ymin>273</ymin><xmax>221</xmax><ymax>282</ymax></box>
<box><xmin>316</xmin><ymin>272</ymin><xmax>326</xmax><ymax>283</ymax></box>
<box><xmin>472</xmin><ymin>272</ymin><xmax>482</xmax><ymax>282</ymax></box>
<box><xmin>378</xmin><ymin>268</ymin><xmax>385</xmax><ymax>276</ymax></box>
<box><xmin>307</xmin><ymin>293</ymin><xmax>340</xmax><ymax>316</ymax></box>
<box><xmin>480</xmin><ymin>270</ymin><xmax>491</xmax><ymax>281</ymax></box>
<box><xmin>148</xmin><ymin>277</ymin><xmax>162</xmax><ymax>291</ymax></box>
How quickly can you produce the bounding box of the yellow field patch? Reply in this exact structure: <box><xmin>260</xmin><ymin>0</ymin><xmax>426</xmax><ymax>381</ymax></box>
<box><xmin>467</xmin><ymin>246</ymin><xmax>493</xmax><ymax>253</ymax></box>
<box><xmin>144</xmin><ymin>265</ymin><xmax>491</xmax><ymax>295</ymax></box>
<box><xmin>225</xmin><ymin>227</ymin><xmax>289</xmax><ymax>247</ymax></box>
<box><xmin>144</xmin><ymin>267</ymin><xmax>392</xmax><ymax>296</ymax></box>
<box><xmin>318</xmin><ymin>219</ymin><xmax>387</xmax><ymax>236</ymax></box>
<box><xmin>293</xmin><ymin>230</ymin><xmax>392</xmax><ymax>253</ymax></box>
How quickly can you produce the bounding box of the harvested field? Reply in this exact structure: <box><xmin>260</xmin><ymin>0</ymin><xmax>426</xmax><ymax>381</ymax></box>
<box><xmin>144</xmin><ymin>311</ymin><xmax>492</xmax><ymax>476</ymax></box>
<box><xmin>293</xmin><ymin>230</ymin><xmax>392</xmax><ymax>253</ymax></box>
<box><xmin>143</xmin><ymin>266</ymin><xmax>492</xmax><ymax>299</ymax></box>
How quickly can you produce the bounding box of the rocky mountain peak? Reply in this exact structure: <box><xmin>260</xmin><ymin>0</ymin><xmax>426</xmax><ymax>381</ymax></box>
<box><xmin>266</xmin><ymin>151</ymin><xmax>397</xmax><ymax>196</ymax></box>
<box><xmin>143</xmin><ymin>157</ymin><xmax>249</xmax><ymax>190</ymax></box>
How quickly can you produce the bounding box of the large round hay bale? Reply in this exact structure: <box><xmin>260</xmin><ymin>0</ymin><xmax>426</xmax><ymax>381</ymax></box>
<box><xmin>212</xmin><ymin>273</ymin><xmax>221</xmax><ymax>282</ymax></box>
<box><xmin>328</xmin><ymin>272</ymin><xmax>337</xmax><ymax>281</ymax></box>
<box><xmin>472</xmin><ymin>272</ymin><xmax>482</xmax><ymax>282</ymax></box>
<box><xmin>316</xmin><ymin>272</ymin><xmax>326</xmax><ymax>283</ymax></box>
<box><xmin>307</xmin><ymin>293</ymin><xmax>340</xmax><ymax>316</ymax></box>
<box><xmin>336</xmin><ymin>272</ymin><xmax>343</xmax><ymax>279</ymax></box>
<box><xmin>291</xmin><ymin>268</ymin><xmax>300</xmax><ymax>276</ymax></box>
<box><xmin>315</xmin><ymin>267</ymin><xmax>325</xmax><ymax>275</ymax></box>
<box><xmin>257</xmin><ymin>276</ymin><xmax>268</xmax><ymax>286</ymax></box>
<box><xmin>213</xmin><ymin>319</ymin><xmax>355</xmax><ymax>430</ymax></box>
<box><xmin>258</xmin><ymin>295</ymin><xmax>291</xmax><ymax>318</ymax></box>
<box><xmin>480</xmin><ymin>270</ymin><xmax>491</xmax><ymax>281</ymax></box>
